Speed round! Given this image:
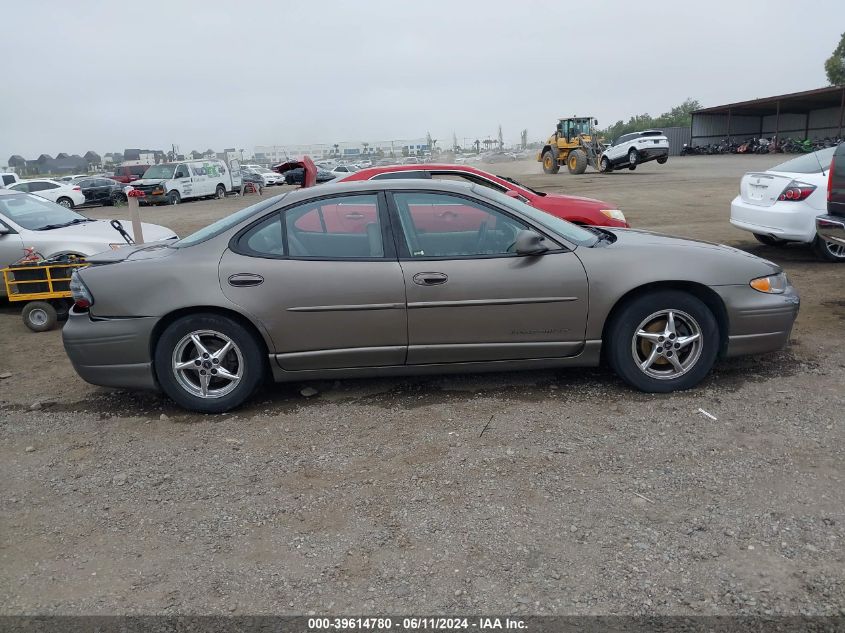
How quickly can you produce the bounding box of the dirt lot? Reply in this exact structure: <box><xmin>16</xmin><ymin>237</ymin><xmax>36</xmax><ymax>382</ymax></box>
<box><xmin>1</xmin><ymin>156</ymin><xmax>844</xmax><ymax>615</ymax></box>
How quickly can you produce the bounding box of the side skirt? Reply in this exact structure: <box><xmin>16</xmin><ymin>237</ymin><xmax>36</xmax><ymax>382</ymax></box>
<box><xmin>269</xmin><ymin>340</ymin><xmax>603</xmax><ymax>382</ymax></box>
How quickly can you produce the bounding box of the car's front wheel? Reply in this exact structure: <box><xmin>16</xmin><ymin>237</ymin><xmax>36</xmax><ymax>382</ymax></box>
<box><xmin>154</xmin><ymin>314</ymin><xmax>265</xmax><ymax>413</ymax></box>
<box><xmin>606</xmin><ymin>290</ymin><xmax>719</xmax><ymax>393</ymax></box>
<box><xmin>599</xmin><ymin>156</ymin><xmax>612</xmax><ymax>173</ymax></box>
<box><xmin>812</xmin><ymin>235</ymin><xmax>845</xmax><ymax>262</ymax></box>
<box><xmin>628</xmin><ymin>148</ymin><xmax>639</xmax><ymax>166</ymax></box>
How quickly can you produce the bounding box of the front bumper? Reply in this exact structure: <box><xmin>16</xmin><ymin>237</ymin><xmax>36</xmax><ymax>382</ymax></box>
<box><xmin>714</xmin><ymin>283</ymin><xmax>800</xmax><ymax>358</ymax></box>
<box><xmin>62</xmin><ymin>307</ymin><xmax>159</xmax><ymax>390</ymax></box>
<box><xmin>139</xmin><ymin>194</ymin><xmax>168</xmax><ymax>204</ymax></box>
<box><xmin>816</xmin><ymin>214</ymin><xmax>845</xmax><ymax>246</ymax></box>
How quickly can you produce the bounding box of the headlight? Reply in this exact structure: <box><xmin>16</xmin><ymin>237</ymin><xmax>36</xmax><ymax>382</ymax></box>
<box><xmin>750</xmin><ymin>272</ymin><xmax>788</xmax><ymax>294</ymax></box>
<box><xmin>600</xmin><ymin>209</ymin><xmax>626</xmax><ymax>223</ymax></box>
<box><xmin>70</xmin><ymin>269</ymin><xmax>94</xmax><ymax>309</ymax></box>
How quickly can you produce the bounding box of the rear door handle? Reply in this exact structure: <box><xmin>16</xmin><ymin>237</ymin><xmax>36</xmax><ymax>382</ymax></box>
<box><xmin>413</xmin><ymin>272</ymin><xmax>448</xmax><ymax>286</ymax></box>
<box><xmin>228</xmin><ymin>273</ymin><xmax>264</xmax><ymax>287</ymax></box>
<box><xmin>345</xmin><ymin>212</ymin><xmax>365</xmax><ymax>220</ymax></box>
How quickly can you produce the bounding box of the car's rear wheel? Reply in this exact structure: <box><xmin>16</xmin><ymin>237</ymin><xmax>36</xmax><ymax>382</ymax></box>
<box><xmin>812</xmin><ymin>235</ymin><xmax>845</xmax><ymax>262</ymax></box>
<box><xmin>215</xmin><ymin>184</ymin><xmax>226</xmax><ymax>199</ymax></box>
<box><xmin>567</xmin><ymin>149</ymin><xmax>588</xmax><ymax>174</ymax></box>
<box><xmin>56</xmin><ymin>197</ymin><xmax>74</xmax><ymax>209</ymax></box>
<box><xmin>154</xmin><ymin>314</ymin><xmax>265</xmax><ymax>413</ymax></box>
<box><xmin>542</xmin><ymin>151</ymin><xmax>560</xmax><ymax>174</ymax></box>
<box><xmin>168</xmin><ymin>191</ymin><xmax>181</xmax><ymax>205</ymax></box>
<box><xmin>753</xmin><ymin>233</ymin><xmax>788</xmax><ymax>247</ymax></box>
<box><xmin>607</xmin><ymin>290</ymin><xmax>719</xmax><ymax>393</ymax></box>
<box><xmin>657</xmin><ymin>156</ymin><xmax>668</xmax><ymax>164</ymax></box>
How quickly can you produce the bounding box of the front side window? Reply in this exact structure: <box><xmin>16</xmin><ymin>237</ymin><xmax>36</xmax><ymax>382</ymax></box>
<box><xmin>237</xmin><ymin>213</ymin><xmax>284</xmax><ymax>257</ymax></box>
<box><xmin>391</xmin><ymin>191</ymin><xmax>529</xmax><ymax>258</ymax></box>
<box><xmin>285</xmin><ymin>194</ymin><xmax>382</xmax><ymax>258</ymax></box>
<box><xmin>430</xmin><ymin>172</ymin><xmax>507</xmax><ymax>193</ymax></box>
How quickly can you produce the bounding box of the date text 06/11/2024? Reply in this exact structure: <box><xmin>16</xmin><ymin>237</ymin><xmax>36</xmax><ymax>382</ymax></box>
<box><xmin>306</xmin><ymin>617</ymin><xmax>527</xmax><ymax>630</ymax></box>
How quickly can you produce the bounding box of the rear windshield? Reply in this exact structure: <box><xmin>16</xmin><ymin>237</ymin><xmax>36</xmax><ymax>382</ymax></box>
<box><xmin>770</xmin><ymin>147</ymin><xmax>835</xmax><ymax>174</ymax></box>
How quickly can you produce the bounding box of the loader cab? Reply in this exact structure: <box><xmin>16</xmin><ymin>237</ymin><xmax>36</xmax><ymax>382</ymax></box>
<box><xmin>557</xmin><ymin>118</ymin><xmax>592</xmax><ymax>143</ymax></box>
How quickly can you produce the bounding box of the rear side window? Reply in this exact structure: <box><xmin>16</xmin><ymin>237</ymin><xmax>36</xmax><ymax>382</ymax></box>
<box><xmin>285</xmin><ymin>194</ymin><xmax>383</xmax><ymax>258</ymax></box>
<box><xmin>371</xmin><ymin>171</ymin><xmax>430</xmax><ymax>181</ymax></box>
<box><xmin>2</xmin><ymin>175</ymin><xmax>15</xmax><ymax>185</ymax></box>
<box><xmin>770</xmin><ymin>147</ymin><xmax>835</xmax><ymax>174</ymax></box>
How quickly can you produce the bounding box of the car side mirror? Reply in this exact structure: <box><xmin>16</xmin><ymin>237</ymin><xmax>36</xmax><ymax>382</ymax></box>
<box><xmin>514</xmin><ymin>230</ymin><xmax>549</xmax><ymax>255</ymax></box>
<box><xmin>0</xmin><ymin>225</ymin><xmax>10</xmax><ymax>235</ymax></box>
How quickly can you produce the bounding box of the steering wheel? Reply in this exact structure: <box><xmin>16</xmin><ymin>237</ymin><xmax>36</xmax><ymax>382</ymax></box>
<box><xmin>475</xmin><ymin>220</ymin><xmax>489</xmax><ymax>253</ymax></box>
<box><xmin>504</xmin><ymin>225</ymin><xmax>520</xmax><ymax>253</ymax></box>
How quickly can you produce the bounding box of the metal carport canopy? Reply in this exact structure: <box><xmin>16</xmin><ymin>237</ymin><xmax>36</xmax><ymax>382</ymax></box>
<box><xmin>693</xmin><ymin>85</ymin><xmax>845</xmax><ymax>117</ymax></box>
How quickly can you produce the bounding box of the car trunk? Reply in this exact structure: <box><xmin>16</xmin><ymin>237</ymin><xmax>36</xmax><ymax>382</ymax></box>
<box><xmin>739</xmin><ymin>172</ymin><xmax>793</xmax><ymax>207</ymax></box>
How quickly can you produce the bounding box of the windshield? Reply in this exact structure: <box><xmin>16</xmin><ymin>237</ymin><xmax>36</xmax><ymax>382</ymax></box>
<box><xmin>175</xmin><ymin>194</ymin><xmax>286</xmax><ymax>248</ymax></box>
<box><xmin>497</xmin><ymin>175</ymin><xmax>545</xmax><ymax>197</ymax></box>
<box><xmin>770</xmin><ymin>147</ymin><xmax>835</xmax><ymax>174</ymax></box>
<box><xmin>0</xmin><ymin>192</ymin><xmax>88</xmax><ymax>230</ymax></box>
<box><xmin>471</xmin><ymin>185</ymin><xmax>598</xmax><ymax>247</ymax></box>
<box><xmin>142</xmin><ymin>164</ymin><xmax>176</xmax><ymax>179</ymax></box>
<box><xmin>256</xmin><ymin>168</ymin><xmax>273</xmax><ymax>174</ymax></box>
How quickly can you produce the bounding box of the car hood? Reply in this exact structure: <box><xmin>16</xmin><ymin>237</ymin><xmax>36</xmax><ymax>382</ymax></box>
<box><xmin>129</xmin><ymin>178</ymin><xmax>166</xmax><ymax>186</ymax></box>
<box><xmin>535</xmin><ymin>191</ymin><xmax>610</xmax><ymax>212</ymax></box>
<box><xmin>39</xmin><ymin>219</ymin><xmax>176</xmax><ymax>246</ymax></box>
<box><xmin>577</xmin><ymin>227</ymin><xmax>781</xmax><ymax>286</ymax></box>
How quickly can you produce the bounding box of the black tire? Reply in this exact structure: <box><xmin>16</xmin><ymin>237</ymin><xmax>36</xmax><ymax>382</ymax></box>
<box><xmin>168</xmin><ymin>191</ymin><xmax>181</xmax><ymax>205</ymax></box>
<box><xmin>599</xmin><ymin>156</ymin><xmax>612</xmax><ymax>173</ymax></box>
<box><xmin>56</xmin><ymin>197</ymin><xmax>74</xmax><ymax>209</ymax></box>
<box><xmin>111</xmin><ymin>193</ymin><xmax>127</xmax><ymax>207</ymax></box>
<box><xmin>567</xmin><ymin>149</ymin><xmax>588</xmax><ymax>175</ymax></box>
<box><xmin>52</xmin><ymin>299</ymin><xmax>72</xmax><ymax>322</ymax></box>
<box><xmin>628</xmin><ymin>148</ymin><xmax>639</xmax><ymax>166</ymax></box>
<box><xmin>628</xmin><ymin>164</ymin><xmax>637</xmax><ymax>171</ymax></box>
<box><xmin>215</xmin><ymin>184</ymin><xmax>226</xmax><ymax>199</ymax></box>
<box><xmin>753</xmin><ymin>233</ymin><xmax>788</xmax><ymax>247</ymax></box>
<box><xmin>22</xmin><ymin>301</ymin><xmax>58</xmax><ymax>332</ymax></box>
<box><xmin>812</xmin><ymin>235</ymin><xmax>845</xmax><ymax>262</ymax></box>
<box><xmin>656</xmin><ymin>155</ymin><xmax>668</xmax><ymax>164</ymax></box>
<box><xmin>542</xmin><ymin>151</ymin><xmax>560</xmax><ymax>174</ymax></box>
<box><xmin>606</xmin><ymin>290</ymin><xmax>719</xmax><ymax>393</ymax></box>
<box><xmin>154</xmin><ymin>313</ymin><xmax>265</xmax><ymax>413</ymax></box>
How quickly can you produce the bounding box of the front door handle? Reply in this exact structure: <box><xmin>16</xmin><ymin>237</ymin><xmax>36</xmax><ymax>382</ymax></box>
<box><xmin>413</xmin><ymin>272</ymin><xmax>448</xmax><ymax>286</ymax></box>
<box><xmin>228</xmin><ymin>273</ymin><xmax>264</xmax><ymax>287</ymax></box>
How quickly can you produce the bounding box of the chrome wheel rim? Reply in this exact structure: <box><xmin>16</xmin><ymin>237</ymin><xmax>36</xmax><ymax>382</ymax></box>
<box><xmin>170</xmin><ymin>194</ymin><xmax>179</xmax><ymax>205</ymax></box>
<box><xmin>172</xmin><ymin>330</ymin><xmax>243</xmax><ymax>399</ymax></box>
<box><xmin>631</xmin><ymin>309</ymin><xmax>702</xmax><ymax>380</ymax></box>
<box><xmin>629</xmin><ymin>151</ymin><xmax>637</xmax><ymax>164</ymax></box>
<box><xmin>58</xmin><ymin>199</ymin><xmax>71</xmax><ymax>208</ymax></box>
<box><xmin>824</xmin><ymin>240</ymin><xmax>845</xmax><ymax>259</ymax></box>
<box><xmin>29</xmin><ymin>309</ymin><xmax>48</xmax><ymax>327</ymax></box>
<box><xmin>217</xmin><ymin>187</ymin><xmax>224</xmax><ymax>199</ymax></box>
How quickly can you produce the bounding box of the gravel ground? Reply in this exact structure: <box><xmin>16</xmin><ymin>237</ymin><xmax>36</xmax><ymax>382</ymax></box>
<box><xmin>1</xmin><ymin>156</ymin><xmax>844</xmax><ymax>615</ymax></box>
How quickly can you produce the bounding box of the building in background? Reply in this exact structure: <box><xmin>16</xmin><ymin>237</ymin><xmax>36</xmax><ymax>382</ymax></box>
<box><xmin>254</xmin><ymin>139</ymin><xmax>429</xmax><ymax>164</ymax></box>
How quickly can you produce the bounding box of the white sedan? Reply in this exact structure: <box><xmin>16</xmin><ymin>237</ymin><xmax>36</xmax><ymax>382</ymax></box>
<box><xmin>730</xmin><ymin>147</ymin><xmax>843</xmax><ymax>262</ymax></box>
<box><xmin>0</xmin><ymin>189</ymin><xmax>177</xmax><ymax>282</ymax></box>
<box><xmin>8</xmin><ymin>178</ymin><xmax>87</xmax><ymax>208</ymax></box>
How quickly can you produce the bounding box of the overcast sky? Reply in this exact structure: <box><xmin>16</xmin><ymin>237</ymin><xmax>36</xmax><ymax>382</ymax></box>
<box><xmin>2</xmin><ymin>0</ymin><xmax>844</xmax><ymax>162</ymax></box>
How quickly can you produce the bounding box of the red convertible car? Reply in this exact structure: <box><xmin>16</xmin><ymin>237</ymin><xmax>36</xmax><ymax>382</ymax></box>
<box><xmin>337</xmin><ymin>163</ymin><xmax>628</xmax><ymax>228</ymax></box>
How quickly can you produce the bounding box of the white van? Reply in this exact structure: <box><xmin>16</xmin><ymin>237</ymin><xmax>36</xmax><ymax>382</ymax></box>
<box><xmin>1</xmin><ymin>173</ymin><xmax>21</xmax><ymax>189</ymax></box>
<box><xmin>129</xmin><ymin>158</ymin><xmax>242</xmax><ymax>205</ymax></box>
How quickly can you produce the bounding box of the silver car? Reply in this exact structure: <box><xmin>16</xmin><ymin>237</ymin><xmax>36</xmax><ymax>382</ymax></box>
<box><xmin>0</xmin><ymin>189</ymin><xmax>177</xmax><ymax>295</ymax></box>
<box><xmin>63</xmin><ymin>180</ymin><xmax>799</xmax><ymax>413</ymax></box>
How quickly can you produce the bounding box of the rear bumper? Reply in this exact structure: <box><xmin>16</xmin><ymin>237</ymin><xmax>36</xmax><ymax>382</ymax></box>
<box><xmin>730</xmin><ymin>196</ymin><xmax>818</xmax><ymax>243</ymax></box>
<box><xmin>62</xmin><ymin>307</ymin><xmax>158</xmax><ymax>390</ymax></box>
<box><xmin>816</xmin><ymin>214</ymin><xmax>845</xmax><ymax>246</ymax></box>
<box><xmin>638</xmin><ymin>147</ymin><xmax>669</xmax><ymax>159</ymax></box>
<box><xmin>714</xmin><ymin>283</ymin><xmax>800</xmax><ymax>358</ymax></box>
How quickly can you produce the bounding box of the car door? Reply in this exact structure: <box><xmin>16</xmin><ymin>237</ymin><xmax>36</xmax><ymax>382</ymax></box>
<box><xmin>388</xmin><ymin>189</ymin><xmax>589</xmax><ymax>364</ymax></box>
<box><xmin>174</xmin><ymin>163</ymin><xmax>193</xmax><ymax>198</ymax></box>
<box><xmin>218</xmin><ymin>192</ymin><xmax>408</xmax><ymax>371</ymax></box>
<box><xmin>0</xmin><ymin>216</ymin><xmax>25</xmax><ymax>267</ymax></box>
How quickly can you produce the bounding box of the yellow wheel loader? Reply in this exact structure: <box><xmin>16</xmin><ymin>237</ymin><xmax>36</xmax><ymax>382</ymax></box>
<box><xmin>538</xmin><ymin>117</ymin><xmax>607</xmax><ymax>175</ymax></box>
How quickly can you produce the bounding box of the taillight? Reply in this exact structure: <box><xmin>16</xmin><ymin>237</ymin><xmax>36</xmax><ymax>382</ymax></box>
<box><xmin>70</xmin><ymin>269</ymin><xmax>94</xmax><ymax>310</ymax></box>
<box><xmin>778</xmin><ymin>180</ymin><xmax>816</xmax><ymax>202</ymax></box>
<box><xmin>829</xmin><ymin>157</ymin><xmax>835</xmax><ymax>202</ymax></box>
<box><xmin>73</xmin><ymin>186</ymin><xmax>81</xmax><ymax>191</ymax></box>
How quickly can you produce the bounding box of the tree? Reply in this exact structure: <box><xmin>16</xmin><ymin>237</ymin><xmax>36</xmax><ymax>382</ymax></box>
<box><xmin>362</xmin><ymin>142</ymin><xmax>369</xmax><ymax>154</ymax></box>
<box><xmin>602</xmin><ymin>98</ymin><xmax>702</xmax><ymax>142</ymax></box>
<box><xmin>825</xmin><ymin>31</ymin><xmax>845</xmax><ymax>85</ymax></box>
<box><xmin>473</xmin><ymin>139</ymin><xmax>481</xmax><ymax>153</ymax></box>
<box><xmin>333</xmin><ymin>143</ymin><xmax>340</xmax><ymax>157</ymax></box>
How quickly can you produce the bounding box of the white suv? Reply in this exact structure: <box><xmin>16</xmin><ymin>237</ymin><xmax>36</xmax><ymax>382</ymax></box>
<box><xmin>602</xmin><ymin>130</ymin><xmax>669</xmax><ymax>172</ymax></box>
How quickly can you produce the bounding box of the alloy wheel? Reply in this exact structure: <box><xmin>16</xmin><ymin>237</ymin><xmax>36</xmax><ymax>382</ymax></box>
<box><xmin>631</xmin><ymin>309</ymin><xmax>703</xmax><ymax>380</ymax></box>
<box><xmin>824</xmin><ymin>240</ymin><xmax>845</xmax><ymax>259</ymax></box>
<box><xmin>171</xmin><ymin>330</ymin><xmax>243</xmax><ymax>399</ymax></box>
